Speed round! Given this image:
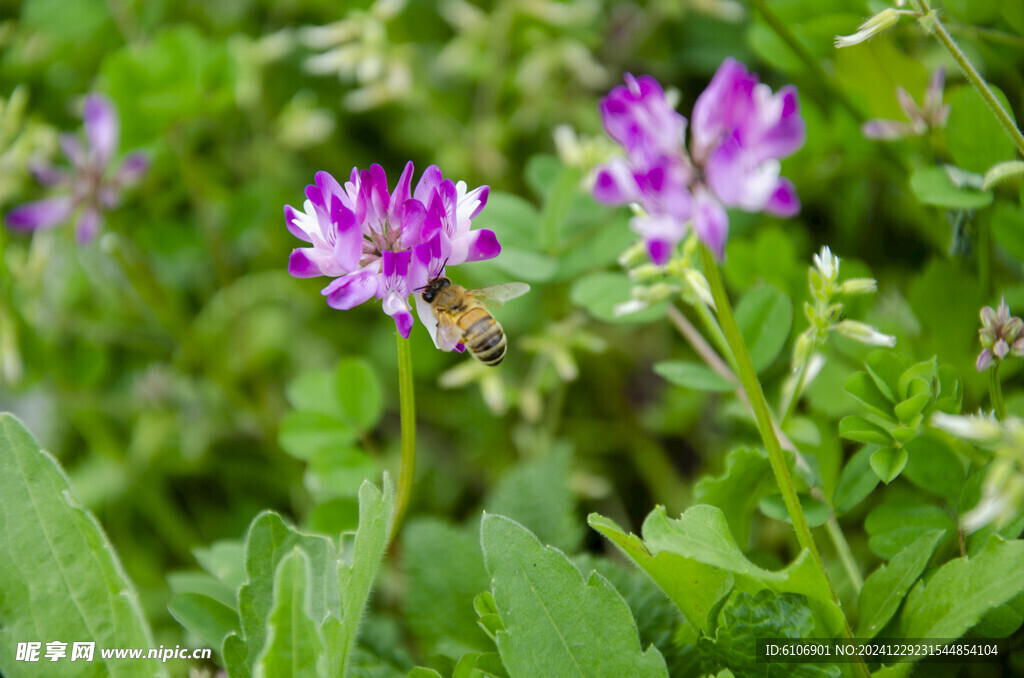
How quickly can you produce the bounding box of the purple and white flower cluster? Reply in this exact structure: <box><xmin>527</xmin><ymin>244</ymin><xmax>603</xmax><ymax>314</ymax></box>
<box><xmin>593</xmin><ymin>59</ymin><xmax>805</xmax><ymax>263</ymax></box>
<box><xmin>285</xmin><ymin>162</ymin><xmax>499</xmax><ymax>341</ymax></box>
<box><xmin>4</xmin><ymin>94</ymin><xmax>148</xmax><ymax>243</ymax></box>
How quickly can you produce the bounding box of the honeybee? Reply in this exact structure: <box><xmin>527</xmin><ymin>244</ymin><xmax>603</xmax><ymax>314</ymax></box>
<box><xmin>420</xmin><ymin>277</ymin><xmax>530</xmax><ymax>366</ymax></box>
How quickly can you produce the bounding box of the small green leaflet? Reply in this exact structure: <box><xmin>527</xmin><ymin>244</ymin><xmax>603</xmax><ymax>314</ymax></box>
<box><xmin>481</xmin><ymin>514</ymin><xmax>668</xmax><ymax>678</ymax></box>
<box><xmin>857</xmin><ymin>530</ymin><xmax>944</xmax><ymax>638</ymax></box>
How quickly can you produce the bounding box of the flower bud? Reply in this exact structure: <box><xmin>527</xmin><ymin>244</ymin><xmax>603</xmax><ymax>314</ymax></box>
<box><xmin>835</xmin><ymin>8</ymin><xmax>901</xmax><ymax>48</ymax></box>
<box><xmin>839</xmin><ymin>278</ymin><xmax>878</xmax><ymax>296</ymax></box>
<box><xmin>834</xmin><ymin>320</ymin><xmax>897</xmax><ymax>347</ymax></box>
<box><xmin>683</xmin><ymin>268</ymin><xmax>715</xmax><ymax>310</ymax></box>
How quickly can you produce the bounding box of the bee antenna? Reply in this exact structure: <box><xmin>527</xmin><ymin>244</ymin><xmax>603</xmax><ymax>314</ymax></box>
<box><xmin>413</xmin><ymin>283</ymin><xmax>428</xmax><ymax>291</ymax></box>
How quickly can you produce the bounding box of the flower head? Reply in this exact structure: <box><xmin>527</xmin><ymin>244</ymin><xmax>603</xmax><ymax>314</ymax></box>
<box><xmin>863</xmin><ymin>67</ymin><xmax>950</xmax><ymax>141</ymax></box>
<box><xmin>592</xmin><ymin>59</ymin><xmax>805</xmax><ymax>263</ymax></box>
<box><xmin>976</xmin><ymin>297</ymin><xmax>1024</xmax><ymax>371</ymax></box>
<box><xmin>285</xmin><ymin>161</ymin><xmax>499</xmax><ymax>341</ymax></box>
<box><xmin>4</xmin><ymin>94</ymin><xmax>148</xmax><ymax>243</ymax></box>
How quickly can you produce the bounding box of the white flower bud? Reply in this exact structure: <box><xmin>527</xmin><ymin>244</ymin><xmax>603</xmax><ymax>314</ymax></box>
<box><xmin>835</xmin><ymin>8</ymin><xmax>901</xmax><ymax>48</ymax></box>
<box><xmin>683</xmin><ymin>268</ymin><xmax>716</xmax><ymax>310</ymax></box>
<box><xmin>812</xmin><ymin>245</ymin><xmax>840</xmax><ymax>281</ymax></box>
<box><xmin>931</xmin><ymin>412</ymin><xmax>1004</xmax><ymax>445</ymax></box>
<box><xmin>839</xmin><ymin>277</ymin><xmax>878</xmax><ymax>296</ymax></box>
<box><xmin>834</xmin><ymin>320</ymin><xmax>897</xmax><ymax>346</ymax></box>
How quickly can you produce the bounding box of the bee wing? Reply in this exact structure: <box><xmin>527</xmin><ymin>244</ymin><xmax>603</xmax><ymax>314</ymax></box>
<box><xmin>435</xmin><ymin>313</ymin><xmax>465</xmax><ymax>352</ymax></box>
<box><xmin>469</xmin><ymin>282</ymin><xmax>531</xmax><ymax>307</ymax></box>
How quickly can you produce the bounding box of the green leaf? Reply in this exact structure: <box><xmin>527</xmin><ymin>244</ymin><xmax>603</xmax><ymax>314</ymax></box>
<box><xmin>946</xmin><ymin>85</ymin><xmax>1017</xmax><ymax>174</ymax></box>
<box><xmin>902</xmin><ymin>436</ymin><xmax>966</xmax><ymax>505</ymax></box>
<box><xmin>734</xmin><ymin>284</ymin><xmax>793</xmax><ymax>373</ymax></box>
<box><xmin>900</xmin><ymin>536</ymin><xmax>1024</xmax><ymax>641</ymax></box>
<box><xmin>597</xmin><ymin>505</ymin><xmax>848</xmax><ymax>637</ymax></box>
<box><xmin>694</xmin><ymin>446</ymin><xmax>774</xmax><ymax>545</ymax></box>
<box><xmin>285</xmin><ymin>368</ymin><xmax>343</xmax><ymax>416</ymax></box>
<box><xmin>982</xmin><ymin>160</ymin><xmax>1024</xmax><ymax>191</ymax></box>
<box><xmin>335</xmin><ymin>358</ymin><xmax>383</xmax><ymax>430</ymax></box>
<box><xmin>654</xmin><ymin>361</ymin><xmax>735</xmax><ymax>393</ymax></box>
<box><xmin>893</xmin><ymin>393</ymin><xmax>930</xmax><ymax>423</ymax></box>
<box><xmin>844</xmin><ymin>372</ymin><xmax>895</xmax><ymax>421</ymax></box>
<box><xmin>278</xmin><ymin>411</ymin><xmax>357</xmax><ymax>461</ymax></box>
<box><xmin>990</xmin><ymin>201</ymin><xmax>1024</xmax><ymax>262</ymax></box>
<box><xmin>587</xmin><ymin>514</ymin><xmax>733</xmax><ymax>633</ymax></box>
<box><xmin>864</xmin><ymin>351</ymin><xmax>911</xmax><ymax>404</ymax></box>
<box><xmin>869</xmin><ymin>446</ymin><xmax>908</xmax><ymax>484</ymax></box>
<box><xmin>909</xmin><ymin>166</ymin><xmax>994</xmax><ymax>209</ymax></box>
<box><xmin>0</xmin><ymin>414</ymin><xmax>165</xmax><ymax>678</ymax></box>
<box><xmin>570</xmin><ymin>272</ymin><xmax>668</xmax><ymax>324</ymax></box>
<box><xmin>839</xmin><ymin>416</ymin><xmax>892</xmax><ymax>445</ymax></box>
<box><xmin>168</xmin><ymin>592</ymin><xmax>240</xmax><ymax>652</ymax></box>
<box><xmin>758</xmin><ymin>493</ymin><xmax>830</xmax><ymax>528</ymax></box>
<box><xmin>408</xmin><ymin>668</ymin><xmax>444</xmax><ymax>678</ymax></box>
<box><xmin>896</xmin><ymin>357</ymin><xmax>936</xmax><ymax>401</ymax></box>
<box><xmin>490</xmin><ymin>247</ymin><xmax>558</xmax><ymax>283</ymax></box>
<box><xmin>865</xmin><ymin>493</ymin><xmax>955</xmax><ymax>559</ymax></box>
<box><xmin>474</xmin><ymin>591</ymin><xmax>504</xmax><ymax>641</ymax></box>
<box><xmin>481</xmin><ymin>514</ymin><xmax>669</xmax><ymax>678</ymax></box>
<box><xmin>305</xmin><ymin>446</ymin><xmax>377</xmax><ymax>502</ymax></box>
<box><xmin>253</xmin><ymin>549</ymin><xmax>324</xmax><ymax>678</ymax></box>
<box><xmin>857</xmin><ymin>530</ymin><xmax>944</xmax><ymax>638</ymax></box>
<box><xmin>699</xmin><ymin>590</ymin><xmax>839</xmax><ymax>678</ymax></box>
<box><xmin>832</xmin><ymin>445</ymin><xmax>880</xmax><ymax>513</ymax></box>
<box><xmin>402</xmin><ymin>518</ymin><xmax>491</xmax><ymax>657</ymax></box>
<box><xmin>470</xmin><ymin>192</ymin><xmax>540</xmax><ymax>251</ymax></box>
<box><xmin>484</xmin><ymin>446</ymin><xmax>582</xmax><ymax>553</ymax></box>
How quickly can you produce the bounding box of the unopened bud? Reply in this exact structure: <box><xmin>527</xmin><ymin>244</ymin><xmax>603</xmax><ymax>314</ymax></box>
<box><xmin>791</xmin><ymin>331</ymin><xmax>815</xmax><ymax>372</ymax></box>
<box><xmin>835</xmin><ymin>320</ymin><xmax>897</xmax><ymax>347</ymax></box>
<box><xmin>683</xmin><ymin>269</ymin><xmax>715</xmax><ymax>310</ymax></box>
<box><xmin>835</xmin><ymin>8</ymin><xmax>901</xmax><ymax>48</ymax></box>
<box><xmin>618</xmin><ymin>240</ymin><xmax>650</xmax><ymax>268</ymax></box>
<box><xmin>839</xmin><ymin>278</ymin><xmax>878</xmax><ymax>296</ymax></box>
<box><xmin>931</xmin><ymin>412</ymin><xmax>1004</xmax><ymax>445</ymax></box>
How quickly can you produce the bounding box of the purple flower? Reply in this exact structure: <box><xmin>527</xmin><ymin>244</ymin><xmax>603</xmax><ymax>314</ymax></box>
<box><xmin>285</xmin><ymin>161</ymin><xmax>499</xmax><ymax>341</ymax></box>
<box><xmin>4</xmin><ymin>94</ymin><xmax>148</xmax><ymax>243</ymax></box>
<box><xmin>593</xmin><ymin>59</ymin><xmax>805</xmax><ymax>262</ymax></box>
<box><xmin>863</xmin><ymin>67</ymin><xmax>950</xmax><ymax>140</ymax></box>
<box><xmin>977</xmin><ymin>298</ymin><xmax>1024</xmax><ymax>371</ymax></box>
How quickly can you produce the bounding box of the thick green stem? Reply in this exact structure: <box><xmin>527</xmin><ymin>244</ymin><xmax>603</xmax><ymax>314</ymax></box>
<box><xmin>701</xmin><ymin>246</ymin><xmax>867</xmax><ymax>675</ymax></box>
<box><xmin>990</xmin><ymin>362</ymin><xmax>1006</xmax><ymax>421</ymax></box>
<box><xmin>393</xmin><ymin>333</ymin><xmax>417</xmax><ymax>538</ymax></box>
<box><xmin>912</xmin><ymin>0</ymin><xmax>1024</xmax><ymax>157</ymax></box>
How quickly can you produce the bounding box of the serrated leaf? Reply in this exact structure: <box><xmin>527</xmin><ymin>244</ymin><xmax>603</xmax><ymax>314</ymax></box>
<box><xmin>865</xmin><ymin>494</ymin><xmax>955</xmax><ymax>559</ymax></box>
<box><xmin>253</xmin><ymin>549</ymin><xmax>324</xmax><ymax>678</ymax></box>
<box><xmin>900</xmin><ymin>536</ymin><xmax>1024</xmax><ymax>642</ymax></box>
<box><xmin>869</xmin><ymin>446</ymin><xmax>908</xmax><ymax>484</ymax></box>
<box><xmin>596</xmin><ymin>505</ymin><xmax>847</xmax><ymax>638</ymax></box>
<box><xmin>832</xmin><ymin>445</ymin><xmax>880</xmax><ymax>514</ymax></box>
<box><xmin>654</xmin><ymin>361</ymin><xmax>735</xmax><ymax>393</ymax></box>
<box><xmin>758</xmin><ymin>493</ymin><xmax>830</xmax><ymax>528</ymax></box>
<box><xmin>168</xmin><ymin>592</ymin><xmax>240</xmax><ymax>652</ymax></box>
<box><xmin>699</xmin><ymin>590</ymin><xmax>839</xmax><ymax>678</ymax></box>
<box><xmin>0</xmin><ymin>414</ymin><xmax>165</xmax><ymax>678</ymax></box>
<box><xmin>909</xmin><ymin>166</ymin><xmax>994</xmax><ymax>209</ymax></box>
<box><xmin>587</xmin><ymin>514</ymin><xmax>733</xmax><ymax>633</ymax></box>
<box><xmin>484</xmin><ymin>446</ymin><xmax>581</xmax><ymax>553</ymax></box>
<box><xmin>482</xmin><ymin>514</ymin><xmax>668</xmax><ymax>678</ymax></box>
<box><xmin>857</xmin><ymin>530</ymin><xmax>944</xmax><ymax>638</ymax></box>
<box><xmin>735</xmin><ymin>284</ymin><xmax>793</xmax><ymax>373</ymax></box>
<box><xmin>844</xmin><ymin>372</ymin><xmax>895</xmax><ymax>421</ymax></box>
<box><xmin>402</xmin><ymin>518</ymin><xmax>490</xmax><ymax>657</ymax></box>
<box><xmin>839</xmin><ymin>416</ymin><xmax>892</xmax><ymax>445</ymax></box>
<box><xmin>278</xmin><ymin>411</ymin><xmax>357</xmax><ymax>460</ymax></box>
<box><xmin>694</xmin><ymin>446</ymin><xmax>773</xmax><ymax>545</ymax></box>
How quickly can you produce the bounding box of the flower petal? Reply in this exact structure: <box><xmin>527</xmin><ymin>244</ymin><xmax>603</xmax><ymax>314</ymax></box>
<box><xmin>83</xmin><ymin>94</ymin><xmax>118</xmax><ymax>167</ymax></box>
<box><xmin>693</xmin><ymin>189</ymin><xmax>729</xmax><ymax>259</ymax></box>
<box><xmin>330</xmin><ymin>196</ymin><xmax>362</xmax><ymax>272</ymax></box>
<box><xmin>976</xmin><ymin>348</ymin><xmax>994</xmax><ymax>372</ymax></box>
<box><xmin>75</xmin><ymin>207</ymin><xmax>102</xmax><ymax>243</ymax></box>
<box><xmin>5</xmin><ymin>196</ymin><xmax>75</xmax><ymax>231</ymax></box>
<box><xmin>284</xmin><ymin>203</ymin><xmax>313</xmax><ymax>242</ymax></box>
<box><xmin>448</xmin><ymin>228</ymin><xmax>500</xmax><ymax>264</ymax></box>
<box><xmin>593</xmin><ymin>158</ymin><xmax>639</xmax><ymax>204</ymax></box>
<box><xmin>382</xmin><ymin>290</ymin><xmax>414</xmax><ymax>338</ymax></box>
<box><xmin>114</xmin><ymin>152</ymin><xmax>149</xmax><ymax>186</ymax></box>
<box><xmin>764</xmin><ymin>178</ymin><xmax>800</xmax><ymax>217</ymax></box>
<box><xmin>413</xmin><ymin>164</ymin><xmax>443</xmax><ymax>204</ymax></box>
<box><xmin>322</xmin><ymin>268</ymin><xmax>379</xmax><ymax>309</ymax></box>
<box><xmin>862</xmin><ymin>119</ymin><xmax>915</xmax><ymax>140</ymax></box>
<box><xmin>288</xmin><ymin>247</ymin><xmax>336</xmax><ymax>277</ymax></box>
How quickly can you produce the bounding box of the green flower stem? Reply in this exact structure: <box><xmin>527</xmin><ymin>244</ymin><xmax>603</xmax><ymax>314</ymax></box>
<box><xmin>700</xmin><ymin>245</ymin><xmax>820</xmax><ymax>557</ymax></box>
<box><xmin>824</xmin><ymin>508</ymin><xmax>864</xmax><ymax>595</ymax></box>
<box><xmin>779</xmin><ymin>357</ymin><xmax>811</xmax><ymax>430</ymax></box>
<box><xmin>701</xmin><ymin>245</ymin><xmax>867</xmax><ymax>675</ymax></box>
<box><xmin>393</xmin><ymin>333</ymin><xmax>417</xmax><ymax>539</ymax></box>
<box><xmin>990</xmin><ymin>362</ymin><xmax>1006</xmax><ymax>421</ymax></box>
<box><xmin>692</xmin><ymin>296</ymin><xmax>739</xmax><ymax>375</ymax></box>
<box><xmin>912</xmin><ymin>0</ymin><xmax>1024</xmax><ymax>158</ymax></box>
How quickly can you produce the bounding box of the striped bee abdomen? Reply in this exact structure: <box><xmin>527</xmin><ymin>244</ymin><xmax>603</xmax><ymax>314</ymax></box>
<box><xmin>459</xmin><ymin>307</ymin><xmax>507</xmax><ymax>366</ymax></box>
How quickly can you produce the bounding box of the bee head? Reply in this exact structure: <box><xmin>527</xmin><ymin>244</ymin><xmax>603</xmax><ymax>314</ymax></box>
<box><xmin>421</xmin><ymin>277</ymin><xmax>450</xmax><ymax>303</ymax></box>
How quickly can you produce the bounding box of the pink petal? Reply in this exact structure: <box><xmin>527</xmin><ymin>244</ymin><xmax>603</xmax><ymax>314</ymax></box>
<box><xmin>283</xmin><ymin>204</ymin><xmax>312</xmax><ymax>242</ymax></box>
<box><xmin>976</xmin><ymin>348</ymin><xmax>994</xmax><ymax>372</ymax></box>
<box><xmin>693</xmin><ymin>189</ymin><xmax>729</xmax><ymax>259</ymax></box>
<box><xmin>593</xmin><ymin>158</ymin><xmax>639</xmax><ymax>204</ymax></box>
<box><xmin>83</xmin><ymin>94</ymin><xmax>118</xmax><ymax>167</ymax></box>
<box><xmin>330</xmin><ymin>197</ymin><xmax>362</xmax><ymax>272</ymax></box>
<box><xmin>862</xmin><ymin>119</ymin><xmax>914</xmax><ymax>140</ymax></box>
<box><xmin>448</xmin><ymin>229</ymin><xmax>500</xmax><ymax>265</ymax></box>
<box><xmin>322</xmin><ymin>269</ymin><xmax>379</xmax><ymax>309</ymax></box>
<box><xmin>5</xmin><ymin>196</ymin><xmax>75</xmax><ymax>231</ymax></box>
<box><xmin>399</xmin><ymin>199</ymin><xmax>428</xmax><ymax>249</ymax></box>
<box><xmin>288</xmin><ymin>247</ymin><xmax>335</xmax><ymax>278</ymax></box>
<box><xmin>383</xmin><ymin>290</ymin><xmax>414</xmax><ymax>338</ymax></box>
<box><xmin>413</xmin><ymin>164</ymin><xmax>443</xmax><ymax>204</ymax></box>
<box><xmin>114</xmin><ymin>152</ymin><xmax>149</xmax><ymax>186</ymax></box>
<box><xmin>75</xmin><ymin>207</ymin><xmax>102</xmax><ymax>243</ymax></box>
<box><xmin>59</xmin><ymin>134</ymin><xmax>85</xmax><ymax>167</ymax></box>
<box><xmin>390</xmin><ymin>161</ymin><xmax>414</xmax><ymax>222</ymax></box>
<box><xmin>764</xmin><ymin>178</ymin><xmax>800</xmax><ymax>217</ymax></box>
